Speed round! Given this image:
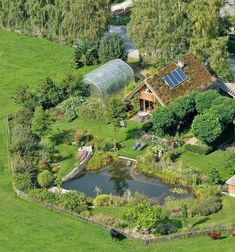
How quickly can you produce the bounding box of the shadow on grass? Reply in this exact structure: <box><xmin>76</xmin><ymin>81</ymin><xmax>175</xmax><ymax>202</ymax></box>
<box><xmin>50</xmin><ymin>129</ymin><xmax>73</xmax><ymax>145</ymax></box>
<box><xmin>192</xmin><ymin>217</ymin><xmax>210</xmax><ymax>228</ymax></box>
<box><xmin>60</xmin><ymin>154</ymin><xmax>74</xmax><ymax>162</ymax></box>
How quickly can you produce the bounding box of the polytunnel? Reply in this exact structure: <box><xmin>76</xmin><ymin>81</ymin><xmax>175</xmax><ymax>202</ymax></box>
<box><xmin>84</xmin><ymin>59</ymin><xmax>134</xmax><ymax>96</ymax></box>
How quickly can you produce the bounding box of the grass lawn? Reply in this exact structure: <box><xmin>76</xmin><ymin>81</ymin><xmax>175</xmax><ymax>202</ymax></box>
<box><xmin>0</xmin><ymin>28</ymin><xmax>235</xmax><ymax>251</ymax></box>
<box><xmin>177</xmin><ymin>150</ymin><xmax>235</xmax><ymax>181</ymax></box>
<box><xmin>50</xmin><ymin>117</ymin><xmax>144</xmax><ymax>178</ymax></box>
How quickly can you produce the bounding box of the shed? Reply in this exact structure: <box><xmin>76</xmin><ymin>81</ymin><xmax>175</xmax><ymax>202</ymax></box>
<box><xmin>84</xmin><ymin>59</ymin><xmax>134</xmax><ymax>97</ymax></box>
<box><xmin>226</xmin><ymin>175</ymin><xmax>235</xmax><ymax>196</ymax></box>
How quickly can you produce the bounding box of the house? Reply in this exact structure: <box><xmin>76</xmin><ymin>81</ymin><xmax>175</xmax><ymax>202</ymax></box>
<box><xmin>126</xmin><ymin>52</ymin><xmax>216</xmax><ymax>112</ymax></box>
<box><xmin>226</xmin><ymin>175</ymin><xmax>235</xmax><ymax>197</ymax></box>
<box><xmin>84</xmin><ymin>59</ymin><xmax>134</xmax><ymax>97</ymax></box>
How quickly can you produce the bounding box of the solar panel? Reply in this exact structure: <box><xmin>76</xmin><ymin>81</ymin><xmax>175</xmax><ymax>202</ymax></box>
<box><xmin>163</xmin><ymin>67</ymin><xmax>187</xmax><ymax>89</ymax></box>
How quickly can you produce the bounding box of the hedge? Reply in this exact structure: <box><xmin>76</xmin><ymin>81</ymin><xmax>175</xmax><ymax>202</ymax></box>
<box><xmin>184</xmin><ymin>144</ymin><xmax>213</xmax><ymax>155</ymax></box>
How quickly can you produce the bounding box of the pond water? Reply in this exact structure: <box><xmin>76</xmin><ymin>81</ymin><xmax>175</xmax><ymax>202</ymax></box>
<box><xmin>62</xmin><ymin>164</ymin><xmax>191</xmax><ymax>202</ymax></box>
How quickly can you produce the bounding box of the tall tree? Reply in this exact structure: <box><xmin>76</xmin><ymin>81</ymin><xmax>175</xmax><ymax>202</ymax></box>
<box><xmin>32</xmin><ymin>106</ymin><xmax>50</xmax><ymax>137</ymax></box>
<box><xmin>128</xmin><ymin>0</ymin><xmax>190</xmax><ymax>64</ymax></box>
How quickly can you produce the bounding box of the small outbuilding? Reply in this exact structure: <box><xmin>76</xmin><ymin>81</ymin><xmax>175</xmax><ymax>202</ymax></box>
<box><xmin>84</xmin><ymin>59</ymin><xmax>134</xmax><ymax>97</ymax></box>
<box><xmin>226</xmin><ymin>175</ymin><xmax>235</xmax><ymax>197</ymax></box>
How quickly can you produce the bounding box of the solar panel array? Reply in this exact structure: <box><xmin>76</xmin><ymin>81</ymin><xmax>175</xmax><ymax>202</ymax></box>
<box><xmin>163</xmin><ymin>67</ymin><xmax>187</xmax><ymax>89</ymax></box>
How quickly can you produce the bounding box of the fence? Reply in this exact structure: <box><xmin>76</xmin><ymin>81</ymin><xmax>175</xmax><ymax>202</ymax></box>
<box><xmin>5</xmin><ymin>115</ymin><xmax>235</xmax><ymax>245</ymax></box>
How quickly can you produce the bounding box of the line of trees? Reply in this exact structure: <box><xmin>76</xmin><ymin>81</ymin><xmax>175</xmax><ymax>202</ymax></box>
<box><xmin>128</xmin><ymin>0</ymin><xmax>233</xmax><ymax>81</ymax></box>
<box><xmin>0</xmin><ymin>0</ymin><xmax>111</xmax><ymax>42</ymax></box>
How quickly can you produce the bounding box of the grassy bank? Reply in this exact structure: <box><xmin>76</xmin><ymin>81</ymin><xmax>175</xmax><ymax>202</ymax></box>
<box><xmin>1</xmin><ymin>28</ymin><xmax>235</xmax><ymax>251</ymax></box>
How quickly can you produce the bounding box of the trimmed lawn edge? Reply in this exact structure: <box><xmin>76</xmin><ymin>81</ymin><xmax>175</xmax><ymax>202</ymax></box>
<box><xmin>5</xmin><ymin>114</ymin><xmax>235</xmax><ymax>245</ymax></box>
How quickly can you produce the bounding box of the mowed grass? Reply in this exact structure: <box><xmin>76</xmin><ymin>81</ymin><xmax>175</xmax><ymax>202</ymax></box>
<box><xmin>0</xmin><ymin>28</ymin><xmax>235</xmax><ymax>251</ymax></box>
<box><xmin>51</xmin><ymin>117</ymin><xmax>143</xmax><ymax>178</ymax></box>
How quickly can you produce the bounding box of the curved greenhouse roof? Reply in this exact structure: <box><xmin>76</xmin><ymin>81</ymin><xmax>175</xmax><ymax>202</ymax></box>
<box><xmin>84</xmin><ymin>59</ymin><xmax>134</xmax><ymax>96</ymax></box>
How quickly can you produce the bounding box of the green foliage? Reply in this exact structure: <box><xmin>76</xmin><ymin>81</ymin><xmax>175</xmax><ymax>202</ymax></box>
<box><xmin>152</xmin><ymin>106</ymin><xmax>176</xmax><ymax>136</ymax></box>
<box><xmin>29</xmin><ymin>189</ymin><xmax>57</xmax><ymax>204</ymax></box>
<box><xmin>184</xmin><ymin>144</ymin><xmax>213</xmax><ymax>155</ymax></box>
<box><xmin>191</xmin><ymin>197</ymin><xmax>222</xmax><ymax>217</ymax></box>
<box><xmin>36</xmin><ymin>78</ymin><xmax>63</xmax><ymax>110</ymax></box>
<box><xmin>57</xmin><ymin>96</ymin><xmax>85</xmax><ymax>122</ymax></box>
<box><xmin>31</xmin><ymin>106</ymin><xmax>50</xmax><ymax>137</ymax></box>
<box><xmin>142</xmin><ymin>122</ymin><xmax>153</xmax><ymax>133</ymax></box>
<box><xmin>87</xmin><ymin>152</ymin><xmax>117</xmax><ymax>171</ymax></box>
<box><xmin>128</xmin><ymin>0</ymin><xmax>189</xmax><ymax>64</ymax></box>
<box><xmin>191</xmin><ymin>113</ymin><xmax>222</xmax><ymax>145</ymax></box>
<box><xmin>37</xmin><ymin>170</ymin><xmax>54</xmax><ymax>188</ymax></box>
<box><xmin>208</xmin><ymin>168</ymin><xmax>222</xmax><ymax>184</ymax></box>
<box><xmin>195</xmin><ymin>90</ymin><xmax>221</xmax><ymax>114</ymax></box>
<box><xmin>123</xmin><ymin>201</ymin><xmax>169</xmax><ymax>230</ymax></box>
<box><xmin>56</xmin><ymin>191</ymin><xmax>88</xmax><ymax>213</ymax></box>
<box><xmin>208</xmin><ymin>37</ymin><xmax>233</xmax><ymax>81</ymax></box>
<box><xmin>14</xmin><ymin>173</ymin><xmax>32</xmax><ymax>192</ymax></box>
<box><xmin>0</xmin><ymin>0</ymin><xmax>111</xmax><ymax>41</ymax></box>
<box><xmin>93</xmin><ymin>194</ymin><xmax>111</xmax><ymax>206</ymax></box>
<box><xmin>98</xmin><ymin>33</ymin><xmax>127</xmax><ymax>63</ymax></box>
<box><xmin>13</xmin><ymin>86</ymin><xmax>36</xmax><ymax>111</ymax></box>
<box><xmin>77</xmin><ymin>98</ymin><xmax>106</xmax><ymax>121</ymax></box>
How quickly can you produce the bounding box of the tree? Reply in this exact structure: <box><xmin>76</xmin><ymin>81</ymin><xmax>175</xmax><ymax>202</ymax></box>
<box><xmin>98</xmin><ymin>33</ymin><xmax>127</xmax><ymax>63</ymax></box>
<box><xmin>37</xmin><ymin>170</ymin><xmax>54</xmax><ymax>188</ymax></box>
<box><xmin>195</xmin><ymin>90</ymin><xmax>221</xmax><ymax>114</ymax></box>
<box><xmin>208</xmin><ymin>37</ymin><xmax>233</xmax><ymax>81</ymax></box>
<box><xmin>188</xmin><ymin>0</ymin><xmax>224</xmax><ymax>58</ymax></box>
<box><xmin>14</xmin><ymin>85</ymin><xmax>36</xmax><ymax>111</ymax></box>
<box><xmin>152</xmin><ymin>106</ymin><xmax>177</xmax><ymax>136</ymax></box>
<box><xmin>208</xmin><ymin>104</ymin><xmax>235</xmax><ymax>127</ymax></box>
<box><xmin>128</xmin><ymin>0</ymin><xmax>190</xmax><ymax>64</ymax></box>
<box><xmin>191</xmin><ymin>113</ymin><xmax>222</xmax><ymax>144</ymax></box>
<box><xmin>61</xmin><ymin>0</ymin><xmax>111</xmax><ymax>41</ymax></box>
<box><xmin>36</xmin><ymin>78</ymin><xmax>63</xmax><ymax>110</ymax></box>
<box><xmin>32</xmin><ymin>107</ymin><xmax>50</xmax><ymax>137</ymax></box>
<box><xmin>106</xmin><ymin>96</ymin><xmax>126</xmax><ymax>151</ymax></box>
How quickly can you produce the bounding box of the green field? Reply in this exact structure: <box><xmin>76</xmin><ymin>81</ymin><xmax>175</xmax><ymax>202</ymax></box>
<box><xmin>1</xmin><ymin>28</ymin><xmax>235</xmax><ymax>251</ymax></box>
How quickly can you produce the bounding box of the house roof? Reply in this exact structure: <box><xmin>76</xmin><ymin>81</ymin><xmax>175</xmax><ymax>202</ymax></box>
<box><xmin>226</xmin><ymin>175</ymin><xmax>235</xmax><ymax>186</ymax></box>
<box><xmin>126</xmin><ymin>52</ymin><xmax>215</xmax><ymax>105</ymax></box>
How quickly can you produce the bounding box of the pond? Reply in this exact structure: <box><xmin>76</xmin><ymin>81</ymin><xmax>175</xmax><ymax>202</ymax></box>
<box><xmin>61</xmin><ymin>164</ymin><xmax>191</xmax><ymax>203</ymax></box>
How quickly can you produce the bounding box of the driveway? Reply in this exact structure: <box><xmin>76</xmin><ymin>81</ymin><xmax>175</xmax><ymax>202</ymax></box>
<box><xmin>109</xmin><ymin>25</ymin><xmax>139</xmax><ymax>59</ymax></box>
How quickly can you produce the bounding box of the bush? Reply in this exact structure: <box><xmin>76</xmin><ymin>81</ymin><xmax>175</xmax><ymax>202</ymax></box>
<box><xmin>93</xmin><ymin>194</ymin><xmax>111</xmax><ymax>206</ymax></box>
<box><xmin>123</xmin><ymin>201</ymin><xmax>169</xmax><ymax>230</ymax></box>
<box><xmin>184</xmin><ymin>144</ymin><xmax>213</xmax><ymax>155</ymax></box>
<box><xmin>142</xmin><ymin>122</ymin><xmax>153</xmax><ymax>133</ymax></box>
<box><xmin>37</xmin><ymin>170</ymin><xmax>54</xmax><ymax>188</ymax></box>
<box><xmin>14</xmin><ymin>173</ymin><xmax>32</xmax><ymax>192</ymax></box>
<box><xmin>29</xmin><ymin>189</ymin><xmax>57</xmax><ymax>204</ymax></box>
<box><xmin>87</xmin><ymin>152</ymin><xmax>117</xmax><ymax>171</ymax></box>
<box><xmin>156</xmin><ymin>223</ymin><xmax>177</xmax><ymax>235</ymax></box>
<box><xmin>109</xmin><ymin>195</ymin><xmax>127</xmax><ymax>206</ymax></box>
<box><xmin>56</xmin><ymin>191</ymin><xmax>88</xmax><ymax>213</ymax></box>
<box><xmin>77</xmin><ymin>98</ymin><xmax>106</xmax><ymax>121</ymax></box>
<box><xmin>91</xmin><ymin>213</ymin><xmax>117</xmax><ymax>226</ymax></box>
<box><xmin>191</xmin><ymin>197</ymin><xmax>222</xmax><ymax>217</ymax></box>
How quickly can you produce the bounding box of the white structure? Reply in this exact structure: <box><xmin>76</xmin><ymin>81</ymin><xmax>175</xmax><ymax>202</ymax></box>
<box><xmin>111</xmin><ymin>0</ymin><xmax>133</xmax><ymax>14</ymax></box>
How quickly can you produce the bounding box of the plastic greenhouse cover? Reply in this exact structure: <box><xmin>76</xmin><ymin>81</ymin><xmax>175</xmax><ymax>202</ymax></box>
<box><xmin>84</xmin><ymin>59</ymin><xmax>134</xmax><ymax>95</ymax></box>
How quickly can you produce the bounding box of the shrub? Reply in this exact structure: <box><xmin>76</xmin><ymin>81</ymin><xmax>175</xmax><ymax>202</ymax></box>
<box><xmin>37</xmin><ymin>170</ymin><xmax>54</xmax><ymax>188</ymax></box>
<box><xmin>93</xmin><ymin>194</ymin><xmax>111</xmax><ymax>206</ymax></box>
<box><xmin>156</xmin><ymin>223</ymin><xmax>177</xmax><ymax>235</ymax></box>
<box><xmin>109</xmin><ymin>195</ymin><xmax>127</xmax><ymax>206</ymax></box>
<box><xmin>184</xmin><ymin>144</ymin><xmax>213</xmax><ymax>155</ymax></box>
<box><xmin>142</xmin><ymin>122</ymin><xmax>153</xmax><ymax>133</ymax></box>
<box><xmin>77</xmin><ymin>98</ymin><xmax>106</xmax><ymax>121</ymax></box>
<box><xmin>91</xmin><ymin>213</ymin><xmax>117</xmax><ymax>226</ymax></box>
<box><xmin>80</xmin><ymin>210</ymin><xmax>91</xmax><ymax>218</ymax></box>
<box><xmin>29</xmin><ymin>189</ymin><xmax>57</xmax><ymax>204</ymax></box>
<box><xmin>56</xmin><ymin>191</ymin><xmax>88</xmax><ymax>213</ymax></box>
<box><xmin>123</xmin><ymin>201</ymin><xmax>169</xmax><ymax>230</ymax></box>
<box><xmin>191</xmin><ymin>197</ymin><xmax>222</xmax><ymax>217</ymax></box>
<box><xmin>14</xmin><ymin>173</ymin><xmax>32</xmax><ymax>192</ymax></box>
<box><xmin>87</xmin><ymin>152</ymin><xmax>117</xmax><ymax>171</ymax></box>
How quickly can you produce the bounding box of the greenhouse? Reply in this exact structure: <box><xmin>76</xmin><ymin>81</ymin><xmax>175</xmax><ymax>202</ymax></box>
<box><xmin>84</xmin><ymin>59</ymin><xmax>134</xmax><ymax>96</ymax></box>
